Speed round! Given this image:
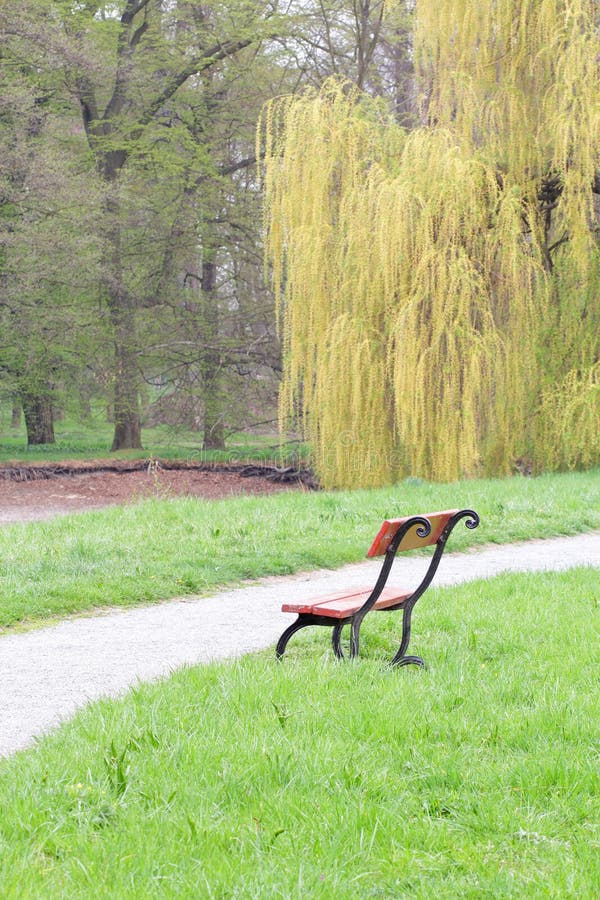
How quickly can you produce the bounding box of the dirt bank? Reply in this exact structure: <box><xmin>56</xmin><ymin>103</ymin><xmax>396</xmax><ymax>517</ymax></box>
<box><xmin>0</xmin><ymin>459</ymin><xmax>313</xmax><ymax>525</ymax></box>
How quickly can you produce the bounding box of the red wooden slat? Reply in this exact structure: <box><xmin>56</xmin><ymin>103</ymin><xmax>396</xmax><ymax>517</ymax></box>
<box><xmin>281</xmin><ymin>586</ymin><xmax>375</xmax><ymax>615</ymax></box>
<box><xmin>367</xmin><ymin>509</ymin><xmax>459</xmax><ymax>557</ymax></box>
<box><xmin>282</xmin><ymin>586</ymin><xmax>411</xmax><ymax>619</ymax></box>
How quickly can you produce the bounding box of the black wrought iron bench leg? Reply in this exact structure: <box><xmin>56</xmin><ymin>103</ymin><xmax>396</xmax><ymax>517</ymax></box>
<box><xmin>390</xmin><ymin>600</ymin><xmax>426</xmax><ymax>668</ymax></box>
<box><xmin>331</xmin><ymin>621</ymin><xmax>345</xmax><ymax>658</ymax></box>
<box><xmin>393</xmin><ymin>654</ymin><xmax>426</xmax><ymax>668</ymax></box>
<box><xmin>331</xmin><ymin>616</ymin><xmax>366</xmax><ymax>660</ymax></box>
<box><xmin>276</xmin><ymin>617</ymin><xmax>312</xmax><ymax>659</ymax></box>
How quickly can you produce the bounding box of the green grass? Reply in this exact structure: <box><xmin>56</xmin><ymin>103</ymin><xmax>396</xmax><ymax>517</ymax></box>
<box><xmin>0</xmin><ymin>567</ymin><xmax>598</xmax><ymax>897</ymax></box>
<box><xmin>0</xmin><ymin>413</ymin><xmax>304</xmax><ymax>465</ymax></box>
<box><xmin>1</xmin><ymin>469</ymin><xmax>599</xmax><ymax>628</ymax></box>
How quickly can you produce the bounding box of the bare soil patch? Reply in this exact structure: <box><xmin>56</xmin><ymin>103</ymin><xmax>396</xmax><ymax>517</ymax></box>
<box><xmin>0</xmin><ymin>460</ymin><xmax>311</xmax><ymax>525</ymax></box>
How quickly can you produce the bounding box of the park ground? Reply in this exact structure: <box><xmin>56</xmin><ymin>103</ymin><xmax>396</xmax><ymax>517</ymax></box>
<box><xmin>0</xmin><ymin>459</ymin><xmax>296</xmax><ymax>524</ymax></box>
<box><xmin>0</xmin><ymin>461</ymin><xmax>598</xmax><ymax>897</ymax></box>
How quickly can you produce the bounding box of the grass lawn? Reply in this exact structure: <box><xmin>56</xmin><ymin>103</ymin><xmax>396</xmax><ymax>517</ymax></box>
<box><xmin>1</xmin><ymin>469</ymin><xmax>599</xmax><ymax>628</ymax></box>
<box><xmin>0</xmin><ymin>567</ymin><xmax>598</xmax><ymax>897</ymax></box>
<box><xmin>0</xmin><ymin>415</ymin><xmax>304</xmax><ymax>466</ymax></box>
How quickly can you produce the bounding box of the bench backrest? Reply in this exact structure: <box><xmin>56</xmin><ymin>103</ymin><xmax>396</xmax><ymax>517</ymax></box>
<box><xmin>367</xmin><ymin>510</ymin><xmax>459</xmax><ymax>557</ymax></box>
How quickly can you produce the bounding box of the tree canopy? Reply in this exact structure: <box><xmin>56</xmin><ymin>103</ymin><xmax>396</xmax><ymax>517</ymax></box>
<box><xmin>260</xmin><ymin>0</ymin><xmax>600</xmax><ymax>487</ymax></box>
<box><xmin>1</xmin><ymin>0</ymin><xmax>288</xmax><ymax>447</ymax></box>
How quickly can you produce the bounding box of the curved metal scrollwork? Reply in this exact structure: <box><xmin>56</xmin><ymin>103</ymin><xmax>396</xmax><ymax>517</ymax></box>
<box><xmin>390</xmin><ymin>508</ymin><xmax>480</xmax><ymax>667</ymax></box>
<box><xmin>451</xmin><ymin>509</ymin><xmax>480</xmax><ymax>532</ymax></box>
<box><xmin>414</xmin><ymin>520</ymin><xmax>433</xmax><ymax>540</ymax></box>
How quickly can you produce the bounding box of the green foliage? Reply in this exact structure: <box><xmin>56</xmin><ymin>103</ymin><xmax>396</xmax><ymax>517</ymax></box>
<box><xmin>0</xmin><ymin>36</ymin><xmax>105</xmax><ymax>442</ymax></box>
<box><xmin>1</xmin><ymin>0</ymin><xmax>286</xmax><ymax>450</ymax></box>
<box><xmin>261</xmin><ymin>1</ymin><xmax>600</xmax><ymax>488</ymax></box>
<box><xmin>0</xmin><ymin>568</ymin><xmax>598</xmax><ymax>895</ymax></box>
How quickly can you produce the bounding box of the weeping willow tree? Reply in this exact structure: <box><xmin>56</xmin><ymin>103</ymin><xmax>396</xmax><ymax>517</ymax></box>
<box><xmin>260</xmin><ymin>0</ymin><xmax>600</xmax><ymax>488</ymax></box>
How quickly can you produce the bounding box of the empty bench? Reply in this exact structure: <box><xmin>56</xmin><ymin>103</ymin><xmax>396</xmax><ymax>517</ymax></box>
<box><xmin>276</xmin><ymin>508</ymin><xmax>479</xmax><ymax>667</ymax></box>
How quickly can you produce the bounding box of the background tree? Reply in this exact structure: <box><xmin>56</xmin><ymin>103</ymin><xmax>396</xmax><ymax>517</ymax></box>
<box><xmin>1</xmin><ymin>0</ymin><xmax>418</xmax><ymax>454</ymax></box>
<box><xmin>0</xmin><ymin>45</ymin><xmax>102</xmax><ymax>445</ymax></box>
<box><xmin>71</xmin><ymin>0</ymin><xmax>283</xmax><ymax>450</ymax></box>
<box><xmin>261</xmin><ymin>0</ymin><xmax>600</xmax><ymax>488</ymax></box>
<box><xmin>0</xmin><ymin>0</ymin><xmax>284</xmax><ymax>451</ymax></box>
<box><xmin>142</xmin><ymin>47</ymin><xmax>285</xmax><ymax>451</ymax></box>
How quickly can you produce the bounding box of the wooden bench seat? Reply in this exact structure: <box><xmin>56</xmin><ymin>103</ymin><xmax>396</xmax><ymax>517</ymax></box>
<box><xmin>282</xmin><ymin>586</ymin><xmax>411</xmax><ymax>618</ymax></box>
<box><xmin>276</xmin><ymin>508</ymin><xmax>479</xmax><ymax>667</ymax></box>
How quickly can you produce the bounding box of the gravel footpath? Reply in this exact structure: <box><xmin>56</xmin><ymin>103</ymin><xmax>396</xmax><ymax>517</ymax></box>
<box><xmin>1</xmin><ymin>531</ymin><xmax>599</xmax><ymax>758</ymax></box>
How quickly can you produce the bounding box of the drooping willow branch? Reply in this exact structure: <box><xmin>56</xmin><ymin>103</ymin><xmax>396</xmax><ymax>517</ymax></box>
<box><xmin>259</xmin><ymin>0</ymin><xmax>600</xmax><ymax>488</ymax></box>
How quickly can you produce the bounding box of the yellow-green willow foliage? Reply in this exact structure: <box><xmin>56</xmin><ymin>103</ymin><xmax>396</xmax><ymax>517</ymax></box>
<box><xmin>260</xmin><ymin>2</ymin><xmax>600</xmax><ymax>488</ymax></box>
<box><xmin>415</xmin><ymin>0</ymin><xmax>599</xmax><ymax>277</ymax></box>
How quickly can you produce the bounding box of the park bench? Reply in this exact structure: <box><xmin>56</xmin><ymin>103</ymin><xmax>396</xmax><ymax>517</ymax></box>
<box><xmin>276</xmin><ymin>508</ymin><xmax>479</xmax><ymax>667</ymax></box>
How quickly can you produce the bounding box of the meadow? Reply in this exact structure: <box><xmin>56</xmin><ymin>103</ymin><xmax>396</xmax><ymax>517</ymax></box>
<box><xmin>1</xmin><ymin>469</ymin><xmax>599</xmax><ymax>628</ymax></box>
<box><xmin>0</xmin><ymin>567</ymin><xmax>598</xmax><ymax>897</ymax></box>
<box><xmin>0</xmin><ymin>453</ymin><xmax>598</xmax><ymax>896</ymax></box>
<box><xmin>0</xmin><ymin>415</ymin><xmax>302</xmax><ymax>466</ymax></box>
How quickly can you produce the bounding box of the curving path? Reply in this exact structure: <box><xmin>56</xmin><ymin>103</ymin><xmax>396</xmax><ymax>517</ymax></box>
<box><xmin>1</xmin><ymin>531</ymin><xmax>598</xmax><ymax>757</ymax></box>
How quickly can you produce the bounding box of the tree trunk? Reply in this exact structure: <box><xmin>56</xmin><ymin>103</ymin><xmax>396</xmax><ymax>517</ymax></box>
<box><xmin>21</xmin><ymin>392</ymin><xmax>55</xmax><ymax>445</ymax></box>
<box><xmin>104</xmin><ymin>190</ymin><xmax>143</xmax><ymax>452</ymax></box>
<box><xmin>200</xmin><ymin>256</ymin><xmax>226</xmax><ymax>451</ymax></box>
<box><xmin>110</xmin><ymin>306</ymin><xmax>142</xmax><ymax>451</ymax></box>
<box><xmin>11</xmin><ymin>397</ymin><xmax>21</xmax><ymax>429</ymax></box>
<box><xmin>80</xmin><ymin>384</ymin><xmax>92</xmax><ymax>419</ymax></box>
<box><xmin>203</xmin><ymin>407</ymin><xmax>225</xmax><ymax>450</ymax></box>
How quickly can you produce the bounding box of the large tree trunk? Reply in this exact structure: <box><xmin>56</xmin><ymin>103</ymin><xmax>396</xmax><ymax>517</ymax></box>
<box><xmin>200</xmin><ymin>256</ymin><xmax>225</xmax><ymax>451</ymax></box>
<box><xmin>110</xmin><ymin>303</ymin><xmax>142</xmax><ymax>451</ymax></box>
<box><xmin>104</xmin><ymin>189</ymin><xmax>143</xmax><ymax>452</ymax></box>
<box><xmin>203</xmin><ymin>399</ymin><xmax>225</xmax><ymax>450</ymax></box>
<box><xmin>21</xmin><ymin>391</ymin><xmax>55</xmax><ymax>445</ymax></box>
